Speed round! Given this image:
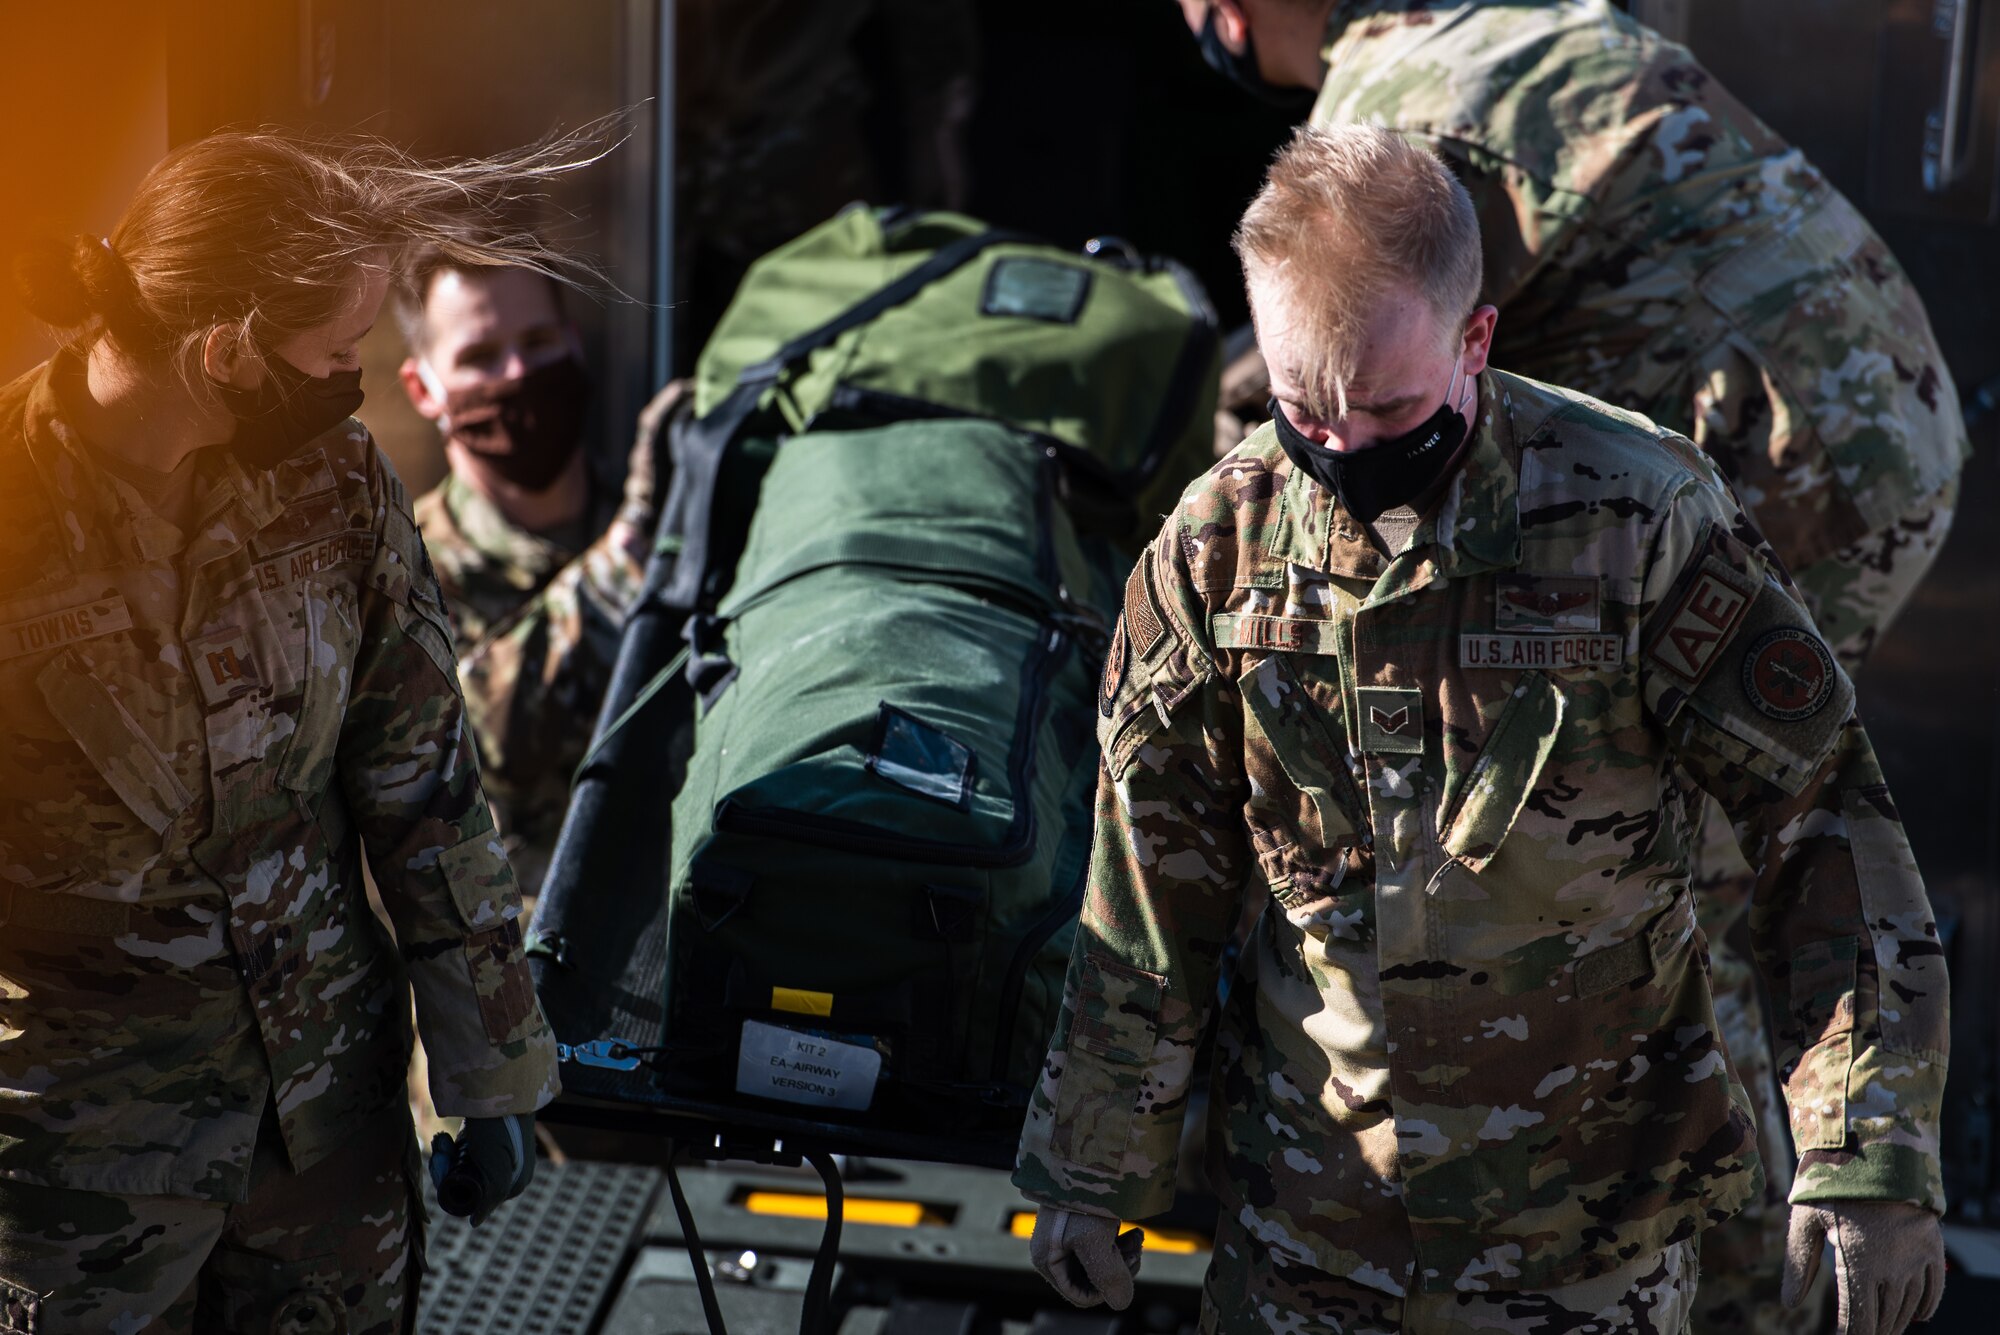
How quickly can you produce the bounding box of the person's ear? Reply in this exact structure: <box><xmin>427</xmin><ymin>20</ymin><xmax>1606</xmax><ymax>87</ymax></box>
<box><xmin>1460</xmin><ymin>304</ymin><xmax>1499</xmax><ymax>377</ymax></box>
<box><xmin>401</xmin><ymin>357</ymin><xmax>444</xmax><ymax>421</ymax></box>
<box><xmin>201</xmin><ymin>324</ymin><xmax>259</xmax><ymax>390</ymax></box>
<box><xmin>1215</xmin><ymin>0</ymin><xmax>1251</xmax><ymax>53</ymax></box>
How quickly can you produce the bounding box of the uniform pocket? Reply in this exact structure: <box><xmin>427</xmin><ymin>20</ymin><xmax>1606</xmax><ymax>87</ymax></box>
<box><xmin>278</xmin><ymin>580</ymin><xmax>360</xmax><ymax>798</ymax></box>
<box><xmin>1239</xmin><ymin>653</ymin><xmax>1365</xmax><ymax>859</ymax></box>
<box><xmin>439</xmin><ymin>830</ymin><xmax>537</xmax><ymax>1045</ymax></box>
<box><xmin>36</xmin><ymin>652</ymin><xmax>192</xmax><ymax>836</ymax></box>
<box><xmin>1050</xmin><ymin>951</ymin><xmax>1164</xmax><ymax>1167</ymax></box>
<box><xmin>1439</xmin><ymin>670</ymin><xmax>1564</xmax><ymax>872</ymax></box>
<box><xmin>24</xmin><ymin>649</ymin><xmax>192</xmax><ymax>889</ymax></box>
<box><xmin>1787</xmin><ymin>935</ymin><xmax>1858</xmax><ymax>1050</ymax></box>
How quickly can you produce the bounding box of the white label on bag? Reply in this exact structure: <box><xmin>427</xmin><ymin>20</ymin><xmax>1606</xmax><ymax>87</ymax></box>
<box><xmin>736</xmin><ymin>1020</ymin><xmax>882</xmax><ymax>1111</ymax></box>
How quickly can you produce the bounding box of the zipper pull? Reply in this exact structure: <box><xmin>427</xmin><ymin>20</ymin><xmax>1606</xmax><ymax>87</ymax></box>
<box><xmin>556</xmin><ymin>1038</ymin><xmax>645</xmax><ymax>1071</ymax></box>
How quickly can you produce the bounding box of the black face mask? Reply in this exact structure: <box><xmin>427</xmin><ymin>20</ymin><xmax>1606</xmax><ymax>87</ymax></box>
<box><xmin>436</xmin><ymin>354</ymin><xmax>592</xmax><ymax>494</ymax></box>
<box><xmin>1267</xmin><ymin>371</ymin><xmax>1471</xmax><ymax>524</ymax></box>
<box><xmin>212</xmin><ymin>352</ymin><xmax>365</xmax><ymax>471</ymax></box>
<box><xmin>1198</xmin><ymin>7</ymin><xmax>1318</xmax><ymax>115</ymax></box>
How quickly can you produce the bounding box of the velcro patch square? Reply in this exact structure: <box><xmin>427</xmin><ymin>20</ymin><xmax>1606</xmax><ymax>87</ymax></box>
<box><xmin>1647</xmin><ymin>557</ymin><xmax>1755</xmax><ymax>687</ymax></box>
<box><xmin>250</xmin><ymin>491</ymin><xmax>348</xmax><ymax>559</ymax></box>
<box><xmin>980</xmin><ymin>257</ymin><xmax>1093</xmax><ymax>324</ymax></box>
<box><xmin>1356</xmin><ymin>686</ymin><xmax>1423</xmax><ymax>754</ymax></box>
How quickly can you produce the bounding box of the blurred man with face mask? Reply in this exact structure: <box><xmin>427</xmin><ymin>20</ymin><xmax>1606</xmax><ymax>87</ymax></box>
<box><xmin>397</xmin><ymin>255</ymin><xmax>669</xmax><ymax>899</ymax></box>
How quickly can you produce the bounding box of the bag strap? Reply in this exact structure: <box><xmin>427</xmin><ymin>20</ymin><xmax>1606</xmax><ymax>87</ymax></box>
<box><xmin>662</xmin><ymin>226</ymin><xmax>1034</xmax><ymax>613</ymax></box>
<box><xmin>1126</xmin><ymin>255</ymin><xmax>1220</xmax><ymax>489</ymax></box>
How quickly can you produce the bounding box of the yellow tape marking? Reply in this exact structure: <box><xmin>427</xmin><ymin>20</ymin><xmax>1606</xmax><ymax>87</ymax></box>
<box><xmin>1007</xmin><ymin>1211</ymin><xmax>1210</xmax><ymax>1255</ymax></box>
<box><xmin>770</xmin><ymin>988</ymin><xmax>835</xmax><ymax>1017</ymax></box>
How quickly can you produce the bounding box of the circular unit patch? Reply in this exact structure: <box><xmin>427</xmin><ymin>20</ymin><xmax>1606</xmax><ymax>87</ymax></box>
<box><xmin>1100</xmin><ymin>618</ymin><xmax>1128</xmax><ymax>719</ymax></box>
<box><xmin>1741</xmin><ymin>626</ymin><xmax>1836</xmax><ymax>721</ymax></box>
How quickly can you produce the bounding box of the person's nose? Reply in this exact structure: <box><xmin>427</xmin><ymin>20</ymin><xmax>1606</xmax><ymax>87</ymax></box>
<box><xmin>497</xmin><ymin>346</ymin><xmax>533</xmax><ymax>380</ymax></box>
<box><xmin>1294</xmin><ymin>414</ymin><xmax>1338</xmax><ymax>444</ymax></box>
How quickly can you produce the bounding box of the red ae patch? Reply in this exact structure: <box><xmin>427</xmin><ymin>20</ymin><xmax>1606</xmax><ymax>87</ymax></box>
<box><xmin>1741</xmin><ymin>627</ymin><xmax>1836</xmax><ymax>721</ymax></box>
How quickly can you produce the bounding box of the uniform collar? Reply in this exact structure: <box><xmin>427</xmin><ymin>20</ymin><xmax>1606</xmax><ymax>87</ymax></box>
<box><xmin>1282</xmin><ymin>371</ymin><xmax>1521</xmax><ymax>588</ymax></box>
<box><xmin>25</xmin><ymin>352</ymin><xmax>189</xmax><ymax>568</ymax></box>
<box><xmin>1323</xmin><ymin>0</ymin><xmax>1468</xmax><ymax>49</ymax></box>
<box><xmin>439</xmin><ymin>470</ymin><xmax>579</xmax><ymax>584</ymax></box>
<box><xmin>23</xmin><ymin>352</ymin><xmax>303</xmax><ymax>573</ymax></box>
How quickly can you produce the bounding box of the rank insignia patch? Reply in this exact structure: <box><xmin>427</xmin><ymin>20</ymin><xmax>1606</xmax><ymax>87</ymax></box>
<box><xmin>1496</xmin><ymin>575</ymin><xmax>1599</xmax><ymax>631</ymax></box>
<box><xmin>1356</xmin><ymin>686</ymin><xmax>1423</xmax><ymax>755</ymax></box>
<box><xmin>1741</xmin><ymin>627</ymin><xmax>1836</xmax><ymax>721</ymax></box>
<box><xmin>189</xmin><ymin>626</ymin><xmax>261</xmax><ymax>707</ymax></box>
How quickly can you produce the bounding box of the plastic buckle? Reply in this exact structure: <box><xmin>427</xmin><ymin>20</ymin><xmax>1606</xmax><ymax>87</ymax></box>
<box><xmin>555</xmin><ymin>1038</ymin><xmax>644</xmax><ymax>1071</ymax></box>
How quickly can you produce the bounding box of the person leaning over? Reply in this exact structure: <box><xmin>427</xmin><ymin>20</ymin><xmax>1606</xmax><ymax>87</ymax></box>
<box><xmin>395</xmin><ymin>252</ymin><xmax>669</xmax><ymax>900</ymax></box>
<box><xmin>0</xmin><ymin>127</ymin><xmax>605</xmax><ymax>1332</ymax></box>
<box><xmin>1015</xmin><ymin>124</ymin><xmax>1948</xmax><ymax>1335</ymax></box>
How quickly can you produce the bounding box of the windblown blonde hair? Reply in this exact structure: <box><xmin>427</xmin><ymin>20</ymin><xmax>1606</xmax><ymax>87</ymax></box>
<box><xmin>12</xmin><ymin>118</ymin><xmax>621</xmax><ymax>383</ymax></box>
<box><xmin>1233</xmin><ymin>123</ymin><xmax>1482</xmax><ymax>418</ymax></box>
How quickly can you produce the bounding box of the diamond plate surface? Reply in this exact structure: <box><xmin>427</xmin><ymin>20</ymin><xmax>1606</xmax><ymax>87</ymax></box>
<box><xmin>418</xmin><ymin>1159</ymin><xmax>663</xmax><ymax>1335</ymax></box>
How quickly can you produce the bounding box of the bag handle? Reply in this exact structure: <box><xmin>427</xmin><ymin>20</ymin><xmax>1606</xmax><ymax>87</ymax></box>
<box><xmin>662</xmin><ymin>226</ymin><xmax>1034</xmax><ymax>613</ymax></box>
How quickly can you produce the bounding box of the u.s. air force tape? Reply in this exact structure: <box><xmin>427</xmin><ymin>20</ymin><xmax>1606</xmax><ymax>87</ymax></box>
<box><xmin>1459</xmin><ymin>633</ymin><xmax>1624</xmax><ymax>670</ymax></box>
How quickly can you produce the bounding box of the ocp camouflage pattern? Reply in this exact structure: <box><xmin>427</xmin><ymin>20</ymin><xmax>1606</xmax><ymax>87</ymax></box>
<box><xmin>1013</xmin><ymin>371</ymin><xmax>1948</xmax><ymax>1297</ymax></box>
<box><xmin>1310</xmin><ymin>0</ymin><xmax>1966</xmax><ymax>576</ymax></box>
<box><xmin>415</xmin><ymin>472</ymin><xmax>644</xmax><ymax>896</ymax></box>
<box><xmin>1201</xmin><ymin>1212</ymin><xmax>1698</xmax><ymax>1334</ymax></box>
<box><xmin>0</xmin><ymin>353</ymin><xmax>557</xmax><ymax>1202</ymax></box>
<box><xmin>1306</xmin><ymin>7</ymin><xmax>1964</xmax><ymax>1321</ymax></box>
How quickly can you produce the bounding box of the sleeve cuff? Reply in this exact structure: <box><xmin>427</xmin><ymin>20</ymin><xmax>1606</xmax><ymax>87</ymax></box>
<box><xmin>1791</xmin><ymin>1141</ymin><xmax>1945</xmax><ymax>1216</ymax></box>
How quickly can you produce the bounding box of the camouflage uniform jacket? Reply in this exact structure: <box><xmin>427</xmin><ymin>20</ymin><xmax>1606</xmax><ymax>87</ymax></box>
<box><xmin>414</xmin><ymin>472</ymin><xmax>643</xmax><ymax>896</ymax></box>
<box><xmin>1013</xmin><ymin>370</ymin><xmax>1948</xmax><ymax>1295</ymax></box>
<box><xmin>1311</xmin><ymin>0</ymin><xmax>1968</xmax><ymax>571</ymax></box>
<box><xmin>0</xmin><ymin>356</ymin><xmax>558</xmax><ymax>1201</ymax></box>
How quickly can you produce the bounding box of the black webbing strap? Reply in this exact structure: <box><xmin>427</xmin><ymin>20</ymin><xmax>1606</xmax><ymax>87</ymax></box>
<box><xmin>661</xmin><ymin>227</ymin><xmax>1033</xmax><ymax>613</ymax></box>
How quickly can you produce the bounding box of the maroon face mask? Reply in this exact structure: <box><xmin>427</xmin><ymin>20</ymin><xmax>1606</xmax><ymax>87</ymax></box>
<box><xmin>436</xmin><ymin>355</ymin><xmax>593</xmax><ymax>493</ymax></box>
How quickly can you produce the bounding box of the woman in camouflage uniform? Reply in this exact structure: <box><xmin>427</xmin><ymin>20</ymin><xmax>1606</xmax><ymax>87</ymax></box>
<box><xmin>0</xmin><ymin>127</ymin><xmax>603</xmax><ymax>1333</ymax></box>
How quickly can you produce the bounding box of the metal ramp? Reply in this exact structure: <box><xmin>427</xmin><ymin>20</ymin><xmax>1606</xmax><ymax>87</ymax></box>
<box><xmin>419</xmin><ymin>1159</ymin><xmax>664</xmax><ymax>1334</ymax></box>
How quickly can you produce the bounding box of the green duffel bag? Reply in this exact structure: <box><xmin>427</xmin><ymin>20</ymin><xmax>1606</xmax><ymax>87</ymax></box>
<box><xmin>695</xmin><ymin>205</ymin><xmax>1219</xmax><ymax>522</ymax></box>
<box><xmin>658</xmin><ymin>416</ymin><xmax>1122</xmax><ymax>1156</ymax></box>
<box><xmin>664</xmin><ymin>205</ymin><xmax>1220</xmax><ymax>611</ymax></box>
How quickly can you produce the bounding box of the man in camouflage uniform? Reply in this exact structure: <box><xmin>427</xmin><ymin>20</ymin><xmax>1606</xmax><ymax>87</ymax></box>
<box><xmin>0</xmin><ymin>349</ymin><xmax>556</xmax><ymax>1329</ymax></box>
<box><xmin>1017</xmin><ymin>125</ymin><xmax>1948</xmax><ymax>1335</ymax></box>
<box><xmin>397</xmin><ymin>258</ymin><xmax>669</xmax><ymax>899</ymax></box>
<box><xmin>677</xmin><ymin>0</ymin><xmax>979</xmax><ymax>357</ymax></box>
<box><xmin>1180</xmin><ymin>4</ymin><xmax>1969</xmax><ymax>1326</ymax></box>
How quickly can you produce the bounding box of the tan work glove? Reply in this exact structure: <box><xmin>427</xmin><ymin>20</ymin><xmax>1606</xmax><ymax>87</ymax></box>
<box><xmin>1027</xmin><ymin>1207</ymin><xmax>1144</xmax><ymax>1310</ymax></box>
<box><xmin>1784</xmin><ymin>1200</ymin><xmax>1946</xmax><ymax>1335</ymax></box>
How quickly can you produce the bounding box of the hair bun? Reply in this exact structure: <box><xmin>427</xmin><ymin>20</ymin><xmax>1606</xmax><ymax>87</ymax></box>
<box><xmin>10</xmin><ymin>236</ymin><xmax>96</xmax><ymax>328</ymax></box>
